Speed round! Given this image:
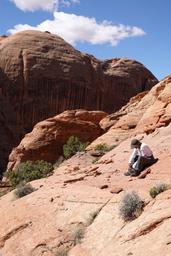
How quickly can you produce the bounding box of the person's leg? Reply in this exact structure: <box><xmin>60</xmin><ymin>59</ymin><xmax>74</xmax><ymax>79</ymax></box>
<box><xmin>133</xmin><ymin>156</ymin><xmax>154</xmax><ymax>175</ymax></box>
<box><xmin>124</xmin><ymin>155</ymin><xmax>139</xmax><ymax>176</ymax></box>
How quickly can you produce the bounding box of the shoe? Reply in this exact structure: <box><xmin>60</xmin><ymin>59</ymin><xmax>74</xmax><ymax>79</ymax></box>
<box><xmin>153</xmin><ymin>158</ymin><xmax>158</xmax><ymax>164</ymax></box>
<box><xmin>130</xmin><ymin>170</ymin><xmax>140</xmax><ymax>177</ymax></box>
<box><xmin>130</xmin><ymin>172</ymin><xmax>139</xmax><ymax>177</ymax></box>
<box><xmin>124</xmin><ymin>171</ymin><xmax>131</xmax><ymax>176</ymax></box>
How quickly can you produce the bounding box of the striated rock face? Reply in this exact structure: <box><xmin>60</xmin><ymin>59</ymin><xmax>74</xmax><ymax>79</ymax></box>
<box><xmin>7</xmin><ymin>110</ymin><xmax>107</xmax><ymax>170</ymax></box>
<box><xmin>0</xmin><ymin>30</ymin><xmax>158</xmax><ymax>170</ymax></box>
<box><xmin>88</xmin><ymin>75</ymin><xmax>171</xmax><ymax>149</ymax></box>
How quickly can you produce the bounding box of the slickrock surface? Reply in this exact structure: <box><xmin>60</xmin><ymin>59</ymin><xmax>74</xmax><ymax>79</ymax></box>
<box><xmin>0</xmin><ymin>122</ymin><xmax>171</xmax><ymax>256</ymax></box>
<box><xmin>0</xmin><ymin>30</ymin><xmax>158</xmax><ymax>170</ymax></box>
<box><xmin>88</xmin><ymin>75</ymin><xmax>171</xmax><ymax>149</ymax></box>
<box><xmin>7</xmin><ymin>109</ymin><xmax>106</xmax><ymax>171</ymax></box>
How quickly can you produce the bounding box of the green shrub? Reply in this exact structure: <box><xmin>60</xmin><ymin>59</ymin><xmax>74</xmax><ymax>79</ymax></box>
<box><xmin>7</xmin><ymin>160</ymin><xmax>54</xmax><ymax>188</ymax></box>
<box><xmin>95</xmin><ymin>143</ymin><xmax>108</xmax><ymax>152</ymax></box>
<box><xmin>149</xmin><ymin>182</ymin><xmax>170</xmax><ymax>198</ymax></box>
<box><xmin>63</xmin><ymin>136</ymin><xmax>89</xmax><ymax>159</ymax></box>
<box><xmin>119</xmin><ymin>192</ymin><xmax>144</xmax><ymax>221</ymax></box>
<box><xmin>95</xmin><ymin>143</ymin><xmax>116</xmax><ymax>153</ymax></box>
<box><xmin>14</xmin><ymin>182</ymin><xmax>36</xmax><ymax>198</ymax></box>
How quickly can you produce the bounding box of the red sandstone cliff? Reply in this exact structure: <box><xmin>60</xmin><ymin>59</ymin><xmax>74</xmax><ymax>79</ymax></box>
<box><xmin>0</xmin><ymin>30</ymin><xmax>158</xmax><ymax>170</ymax></box>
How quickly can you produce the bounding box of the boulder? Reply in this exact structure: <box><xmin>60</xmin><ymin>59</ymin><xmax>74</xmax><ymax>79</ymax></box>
<box><xmin>7</xmin><ymin>110</ymin><xmax>105</xmax><ymax>170</ymax></box>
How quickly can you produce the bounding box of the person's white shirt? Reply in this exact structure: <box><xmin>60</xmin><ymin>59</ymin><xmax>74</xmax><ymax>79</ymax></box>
<box><xmin>129</xmin><ymin>142</ymin><xmax>153</xmax><ymax>166</ymax></box>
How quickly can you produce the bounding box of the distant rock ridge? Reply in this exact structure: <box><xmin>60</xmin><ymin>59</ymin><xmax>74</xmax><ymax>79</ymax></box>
<box><xmin>0</xmin><ymin>30</ymin><xmax>158</xmax><ymax>170</ymax></box>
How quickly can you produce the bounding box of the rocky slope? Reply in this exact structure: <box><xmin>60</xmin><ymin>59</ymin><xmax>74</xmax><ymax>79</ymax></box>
<box><xmin>0</xmin><ymin>30</ymin><xmax>158</xmax><ymax>171</ymax></box>
<box><xmin>0</xmin><ymin>75</ymin><xmax>170</xmax><ymax>256</ymax></box>
<box><xmin>0</xmin><ymin>120</ymin><xmax>171</xmax><ymax>256</ymax></box>
<box><xmin>88</xmin><ymin>75</ymin><xmax>171</xmax><ymax>149</ymax></box>
<box><xmin>7</xmin><ymin>109</ymin><xmax>107</xmax><ymax>171</ymax></box>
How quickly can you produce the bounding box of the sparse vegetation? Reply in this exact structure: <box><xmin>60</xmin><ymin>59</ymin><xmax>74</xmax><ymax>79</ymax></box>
<box><xmin>149</xmin><ymin>182</ymin><xmax>170</xmax><ymax>198</ymax></box>
<box><xmin>119</xmin><ymin>191</ymin><xmax>144</xmax><ymax>221</ymax></box>
<box><xmin>63</xmin><ymin>136</ymin><xmax>89</xmax><ymax>159</ymax></box>
<box><xmin>95</xmin><ymin>143</ymin><xmax>116</xmax><ymax>153</ymax></box>
<box><xmin>0</xmin><ymin>191</ymin><xmax>7</xmax><ymax>198</ymax></box>
<box><xmin>87</xmin><ymin>210</ymin><xmax>99</xmax><ymax>225</ymax></box>
<box><xmin>92</xmin><ymin>156</ymin><xmax>101</xmax><ymax>164</ymax></box>
<box><xmin>71</xmin><ymin>224</ymin><xmax>85</xmax><ymax>245</ymax></box>
<box><xmin>7</xmin><ymin>160</ymin><xmax>54</xmax><ymax>188</ymax></box>
<box><xmin>55</xmin><ymin>247</ymin><xmax>69</xmax><ymax>256</ymax></box>
<box><xmin>14</xmin><ymin>182</ymin><xmax>36</xmax><ymax>198</ymax></box>
<box><xmin>95</xmin><ymin>143</ymin><xmax>108</xmax><ymax>152</ymax></box>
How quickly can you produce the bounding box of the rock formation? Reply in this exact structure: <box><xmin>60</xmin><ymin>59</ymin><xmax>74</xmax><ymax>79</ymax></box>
<box><xmin>7</xmin><ymin>110</ymin><xmax>107</xmax><ymax>170</ymax></box>
<box><xmin>8</xmin><ymin>75</ymin><xmax>171</xmax><ymax>171</ymax></box>
<box><xmin>0</xmin><ymin>110</ymin><xmax>171</xmax><ymax>255</ymax></box>
<box><xmin>0</xmin><ymin>30</ymin><xmax>158</xmax><ymax>171</ymax></box>
<box><xmin>88</xmin><ymin>75</ymin><xmax>171</xmax><ymax>149</ymax></box>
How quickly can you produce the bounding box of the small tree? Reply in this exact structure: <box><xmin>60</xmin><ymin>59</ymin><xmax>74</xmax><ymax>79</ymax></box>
<box><xmin>119</xmin><ymin>191</ymin><xmax>144</xmax><ymax>221</ymax></box>
<box><xmin>63</xmin><ymin>136</ymin><xmax>89</xmax><ymax>159</ymax></box>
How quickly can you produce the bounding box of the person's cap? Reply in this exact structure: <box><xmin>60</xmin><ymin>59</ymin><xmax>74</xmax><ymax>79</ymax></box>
<box><xmin>130</xmin><ymin>139</ymin><xmax>140</xmax><ymax>149</ymax></box>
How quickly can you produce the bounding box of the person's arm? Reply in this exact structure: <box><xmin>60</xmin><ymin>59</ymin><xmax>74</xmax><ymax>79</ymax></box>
<box><xmin>140</xmin><ymin>144</ymin><xmax>153</xmax><ymax>157</ymax></box>
<box><xmin>129</xmin><ymin>148</ymin><xmax>138</xmax><ymax>165</ymax></box>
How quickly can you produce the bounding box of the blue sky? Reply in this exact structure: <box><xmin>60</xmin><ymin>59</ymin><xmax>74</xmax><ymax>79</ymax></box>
<box><xmin>0</xmin><ymin>0</ymin><xmax>170</xmax><ymax>80</ymax></box>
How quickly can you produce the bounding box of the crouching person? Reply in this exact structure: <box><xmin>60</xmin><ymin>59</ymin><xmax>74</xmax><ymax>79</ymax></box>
<box><xmin>124</xmin><ymin>139</ymin><xmax>157</xmax><ymax>177</ymax></box>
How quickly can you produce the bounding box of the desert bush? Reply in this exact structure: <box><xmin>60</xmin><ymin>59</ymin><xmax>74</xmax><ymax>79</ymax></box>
<box><xmin>14</xmin><ymin>182</ymin><xmax>36</xmax><ymax>198</ymax></box>
<box><xmin>95</xmin><ymin>143</ymin><xmax>116</xmax><ymax>153</ymax></box>
<box><xmin>95</xmin><ymin>143</ymin><xmax>108</xmax><ymax>152</ymax></box>
<box><xmin>149</xmin><ymin>182</ymin><xmax>170</xmax><ymax>198</ymax></box>
<box><xmin>71</xmin><ymin>224</ymin><xmax>85</xmax><ymax>245</ymax></box>
<box><xmin>119</xmin><ymin>191</ymin><xmax>144</xmax><ymax>221</ymax></box>
<box><xmin>63</xmin><ymin>136</ymin><xmax>89</xmax><ymax>159</ymax></box>
<box><xmin>86</xmin><ymin>210</ymin><xmax>99</xmax><ymax>225</ymax></box>
<box><xmin>7</xmin><ymin>160</ymin><xmax>54</xmax><ymax>188</ymax></box>
<box><xmin>56</xmin><ymin>247</ymin><xmax>69</xmax><ymax>256</ymax></box>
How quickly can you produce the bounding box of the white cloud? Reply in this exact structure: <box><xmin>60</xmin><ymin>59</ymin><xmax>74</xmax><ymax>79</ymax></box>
<box><xmin>61</xmin><ymin>0</ymin><xmax>80</xmax><ymax>7</ymax></box>
<box><xmin>10</xmin><ymin>0</ymin><xmax>80</xmax><ymax>12</ymax></box>
<box><xmin>8</xmin><ymin>12</ymin><xmax>145</xmax><ymax>46</ymax></box>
